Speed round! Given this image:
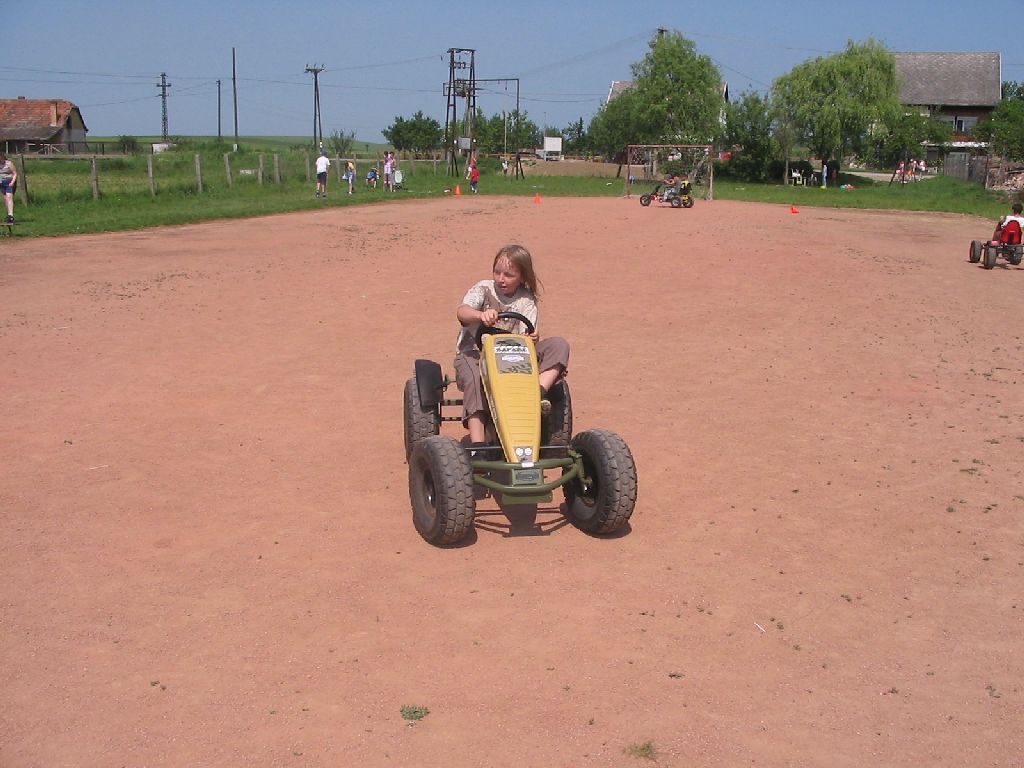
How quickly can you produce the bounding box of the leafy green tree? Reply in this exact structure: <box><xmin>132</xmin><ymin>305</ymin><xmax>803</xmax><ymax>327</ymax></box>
<box><xmin>561</xmin><ymin>117</ymin><xmax>590</xmax><ymax>155</ymax></box>
<box><xmin>588</xmin><ymin>88</ymin><xmax>649</xmax><ymax>162</ymax></box>
<box><xmin>504</xmin><ymin>110</ymin><xmax>540</xmax><ymax>152</ymax></box>
<box><xmin>772</xmin><ymin>39</ymin><xmax>901</xmax><ymax>173</ymax></box>
<box><xmin>723</xmin><ymin>91</ymin><xmax>777</xmax><ymax>181</ymax></box>
<box><xmin>876</xmin><ymin>113</ymin><xmax>952</xmax><ymax>166</ymax></box>
<box><xmin>382</xmin><ymin>111</ymin><xmax>442</xmax><ymax>153</ymax></box>
<box><xmin>976</xmin><ymin>99</ymin><xmax>1024</xmax><ymax>162</ymax></box>
<box><xmin>630</xmin><ymin>30</ymin><xmax>725</xmax><ymax>144</ymax></box>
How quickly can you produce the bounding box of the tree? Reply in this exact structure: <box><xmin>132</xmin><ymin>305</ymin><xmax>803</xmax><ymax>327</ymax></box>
<box><xmin>772</xmin><ymin>39</ymin><xmax>901</xmax><ymax>173</ymax></box>
<box><xmin>1002</xmin><ymin>81</ymin><xmax>1024</xmax><ymax>101</ymax></box>
<box><xmin>630</xmin><ymin>30</ymin><xmax>725</xmax><ymax>144</ymax></box>
<box><xmin>382</xmin><ymin>111</ymin><xmax>442</xmax><ymax>153</ymax></box>
<box><xmin>875</xmin><ymin>113</ymin><xmax>952</xmax><ymax>167</ymax></box>
<box><xmin>723</xmin><ymin>91</ymin><xmax>777</xmax><ymax>181</ymax></box>
<box><xmin>588</xmin><ymin>88</ymin><xmax>649</xmax><ymax>162</ymax></box>
<box><xmin>326</xmin><ymin>129</ymin><xmax>355</xmax><ymax>157</ymax></box>
<box><xmin>561</xmin><ymin>117</ymin><xmax>590</xmax><ymax>155</ymax></box>
<box><xmin>976</xmin><ymin>99</ymin><xmax>1024</xmax><ymax>163</ymax></box>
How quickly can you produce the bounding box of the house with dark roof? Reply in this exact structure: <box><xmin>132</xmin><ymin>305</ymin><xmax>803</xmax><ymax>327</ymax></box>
<box><xmin>0</xmin><ymin>97</ymin><xmax>89</xmax><ymax>153</ymax></box>
<box><xmin>894</xmin><ymin>51</ymin><xmax>1001</xmax><ymax>147</ymax></box>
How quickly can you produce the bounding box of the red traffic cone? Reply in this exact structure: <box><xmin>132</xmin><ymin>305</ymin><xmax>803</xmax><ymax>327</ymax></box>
<box><xmin>533</xmin><ymin>192</ymin><xmax>541</xmax><ymax>204</ymax></box>
<box><xmin>790</xmin><ymin>205</ymin><xmax>800</xmax><ymax>214</ymax></box>
<box><xmin>455</xmin><ymin>185</ymin><xmax>462</xmax><ymax>196</ymax></box>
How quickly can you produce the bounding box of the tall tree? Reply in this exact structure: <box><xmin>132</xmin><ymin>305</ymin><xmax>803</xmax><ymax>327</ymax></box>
<box><xmin>724</xmin><ymin>91</ymin><xmax>777</xmax><ymax>181</ymax></box>
<box><xmin>772</xmin><ymin>39</ymin><xmax>901</xmax><ymax>173</ymax></box>
<box><xmin>630</xmin><ymin>29</ymin><xmax>725</xmax><ymax>144</ymax></box>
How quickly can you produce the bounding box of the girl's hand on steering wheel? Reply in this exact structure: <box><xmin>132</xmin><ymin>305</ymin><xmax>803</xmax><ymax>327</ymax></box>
<box><xmin>480</xmin><ymin>308</ymin><xmax>499</xmax><ymax>326</ymax></box>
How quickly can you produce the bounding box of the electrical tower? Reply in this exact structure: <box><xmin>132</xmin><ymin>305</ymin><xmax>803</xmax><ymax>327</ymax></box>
<box><xmin>305</xmin><ymin>64</ymin><xmax>325</xmax><ymax>151</ymax></box>
<box><xmin>156</xmin><ymin>72</ymin><xmax>172</xmax><ymax>141</ymax></box>
<box><xmin>443</xmin><ymin>48</ymin><xmax>476</xmax><ymax>177</ymax></box>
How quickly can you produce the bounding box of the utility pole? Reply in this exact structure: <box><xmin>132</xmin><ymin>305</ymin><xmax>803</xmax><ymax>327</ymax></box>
<box><xmin>156</xmin><ymin>72</ymin><xmax>172</xmax><ymax>141</ymax></box>
<box><xmin>217</xmin><ymin>79</ymin><xmax>222</xmax><ymax>141</ymax></box>
<box><xmin>305</xmin><ymin>64</ymin><xmax>325</xmax><ymax>151</ymax></box>
<box><xmin>232</xmin><ymin>47</ymin><xmax>239</xmax><ymax>151</ymax></box>
<box><xmin>443</xmin><ymin>48</ymin><xmax>476</xmax><ymax>177</ymax></box>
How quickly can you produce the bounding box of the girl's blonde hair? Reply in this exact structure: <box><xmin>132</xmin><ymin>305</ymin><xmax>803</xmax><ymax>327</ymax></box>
<box><xmin>493</xmin><ymin>244</ymin><xmax>542</xmax><ymax>298</ymax></box>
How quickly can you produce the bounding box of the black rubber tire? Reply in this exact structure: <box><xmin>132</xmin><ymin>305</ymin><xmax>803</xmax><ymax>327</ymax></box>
<box><xmin>542</xmin><ymin>379</ymin><xmax>573</xmax><ymax>448</ymax></box>
<box><xmin>983</xmin><ymin>245</ymin><xmax>998</xmax><ymax>270</ymax></box>
<box><xmin>640</xmin><ymin>195</ymin><xmax>652</xmax><ymax>207</ymax></box>
<box><xmin>670</xmin><ymin>197</ymin><xmax>682</xmax><ymax>208</ymax></box>
<box><xmin>683</xmin><ymin>197</ymin><xmax>694</xmax><ymax>208</ymax></box>
<box><xmin>409</xmin><ymin>436</ymin><xmax>476</xmax><ymax>545</ymax></box>
<box><xmin>404</xmin><ymin>376</ymin><xmax>440</xmax><ymax>461</ymax></box>
<box><xmin>1010</xmin><ymin>248</ymin><xmax>1023</xmax><ymax>266</ymax></box>
<box><xmin>969</xmin><ymin>240</ymin><xmax>983</xmax><ymax>263</ymax></box>
<box><xmin>563</xmin><ymin>429</ymin><xmax>637</xmax><ymax>534</ymax></box>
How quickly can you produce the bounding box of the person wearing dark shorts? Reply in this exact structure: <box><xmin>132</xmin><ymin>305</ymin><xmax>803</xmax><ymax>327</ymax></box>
<box><xmin>314</xmin><ymin>151</ymin><xmax>330</xmax><ymax>198</ymax></box>
<box><xmin>0</xmin><ymin>152</ymin><xmax>17</xmax><ymax>223</ymax></box>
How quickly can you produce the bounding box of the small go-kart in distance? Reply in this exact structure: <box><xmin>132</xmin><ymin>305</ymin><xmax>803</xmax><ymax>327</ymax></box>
<box><xmin>640</xmin><ymin>179</ymin><xmax>694</xmax><ymax>209</ymax></box>
<box><xmin>969</xmin><ymin>220</ymin><xmax>1023</xmax><ymax>269</ymax></box>
<box><xmin>404</xmin><ymin>311</ymin><xmax>638</xmax><ymax>546</ymax></box>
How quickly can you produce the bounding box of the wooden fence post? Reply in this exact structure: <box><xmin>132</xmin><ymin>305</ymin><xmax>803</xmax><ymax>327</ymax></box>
<box><xmin>194</xmin><ymin>154</ymin><xmax>204</xmax><ymax>193</ymax></box>
<box><xmin>90</xmin><ymin>158</ymin><xmax>100</xmax><ymax>199</ymax></box>
<box><xmin>147</xmin><ymin>155</ymin><xmax>156</xmax><ymax>197</ymax></box>
<box><xmin>273</xmin><ymin>153</ymin><xmax>281</xmax><ymax>184</ymax></box>
<box><xmin>223</xmin><ymin>152</ymin><xmax>233</xmax><ymax>188</ymax></box>
<box><xmin>304</xmin><ymin>153</ymin><xmax>310</xmax><ymax>183</ymax></box>
<box><xmin>16</xmin><ymin>155</ymin><xmax>29</xmax><ymax>207</ymax></box>
<box><xmin>335</xmin><ymin>157</ymin><xmax>342</xmax><ymax>183</ymax></box>
<box><xmin>258</xmin><ymin>154</ymin><xmax>264</xmax><ymax>185</ymax></box>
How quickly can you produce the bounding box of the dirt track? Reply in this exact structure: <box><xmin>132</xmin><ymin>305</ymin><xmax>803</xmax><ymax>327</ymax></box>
<box><xmin>2</xmin><ymin>196</ymin><xmax>1022</xmax><ymax>767</ymax></box>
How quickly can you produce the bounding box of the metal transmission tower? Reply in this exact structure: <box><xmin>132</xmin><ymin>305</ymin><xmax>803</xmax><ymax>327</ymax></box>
<box><xmin>305</xmin><ymin>64</ymin><xmax>325</xmax><ymax>151</ymax></box>
<box><xmin>156</xmin><ymin>72</ymin><xmax>172</xmax><ymax>141</ymax></box>
<box><xmin>443</xmin><ymin>48</ymin><xmax>476</xmax><ymax>177</ymax></box>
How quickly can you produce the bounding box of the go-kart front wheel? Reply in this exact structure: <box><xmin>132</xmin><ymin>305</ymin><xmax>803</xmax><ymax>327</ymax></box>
<box><xmin>682</xmin><ymin>197</ymin><xmax>695</xmax><ymax>208</ymax></box>
<box><xmin>409</xmin><ymin>436</ymin><xmax>475</xmax><ymax>545</ymax></box>
<box><xmin>969</xmin><ymin>240</ymin><xmax>983</xmax><ymax>263</ymax></box>
<box><xmin>670</xmin><ymin>197</ymin><xmax>682</xmax><ymax>208</ymax></box>
<box><xmin>639</xmin><ymin>194</ymin><xmax>652</xmax><ymax>207</ymax></box>
<box><xmin>404</xmin><ymin>376</ymin><xmax>440</xmax><ymax>460</ymax></box>
<box><xmin>563</xmin><ymin>429</ymin><xmax>637</xmax><ymax>534</ymax></box>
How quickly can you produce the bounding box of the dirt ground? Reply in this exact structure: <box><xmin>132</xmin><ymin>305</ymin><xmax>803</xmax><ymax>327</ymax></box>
<box><xmin>2</xmin><ymin>195</ymin><xmax>1022</xmax><ymax>767</ymax></box>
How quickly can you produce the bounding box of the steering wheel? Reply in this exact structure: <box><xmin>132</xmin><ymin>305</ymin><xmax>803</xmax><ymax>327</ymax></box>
<box><xmin>474</xmin><ymin>310</ymin><xmax>535</xmax><ymax>349</ymax></box>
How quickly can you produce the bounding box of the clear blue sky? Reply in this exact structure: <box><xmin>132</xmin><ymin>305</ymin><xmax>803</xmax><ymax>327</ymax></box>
<box><xmin>6</xmin><ymin>0</ymin><xmax>1023</xmax><ymax>143</ymax></box>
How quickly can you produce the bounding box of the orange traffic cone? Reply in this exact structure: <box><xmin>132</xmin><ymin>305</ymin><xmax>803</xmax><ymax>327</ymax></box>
<box><xmin>533</xmin><ymin>192</ymin><xmax>541</xmax><ymax>204</ymax></box>
<box><xmin>789</xmin><ymin>205</ymin><xmax>800</xmax><ymax>214</ymax></box>
<box><xmin>455</xmin><ymin>185</ymin><xmax>462</xmax><ymax>196</ymax></box>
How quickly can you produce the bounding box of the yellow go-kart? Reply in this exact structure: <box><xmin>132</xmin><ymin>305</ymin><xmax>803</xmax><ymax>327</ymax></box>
<box><xmin>404</xmin><ymin>312</ymin><xmax>638</xmax><ymax>545</ymax></box>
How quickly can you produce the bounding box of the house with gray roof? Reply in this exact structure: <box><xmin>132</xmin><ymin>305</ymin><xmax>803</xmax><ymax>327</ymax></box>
<box><xmin>895</xmin><ymin>51</ymin><xmax>1001</xmax><ymax>148</ymax></box>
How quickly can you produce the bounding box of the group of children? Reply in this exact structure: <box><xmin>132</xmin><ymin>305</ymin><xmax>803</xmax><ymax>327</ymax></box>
<box><xmin>312</xmin><ymin>150</ymin><xmax>397</xmax><ymax>198</ymax></box>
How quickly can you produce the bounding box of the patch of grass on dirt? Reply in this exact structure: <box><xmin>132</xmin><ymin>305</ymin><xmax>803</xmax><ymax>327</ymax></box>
<box><xmin>400</xmin><ymin>705</ymin><xmax>430</xmax><ymax>721</ymax></box>
<box><xmin>624</xmin><ymin>740</ymin><xmax>657</xmax><ymax>760</ymax></box>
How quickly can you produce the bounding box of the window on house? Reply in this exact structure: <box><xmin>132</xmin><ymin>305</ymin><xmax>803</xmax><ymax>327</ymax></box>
<box><xmin>956</xmin><ymin>116</ymin><xmax>978</xmax><ymax>134</ymax></box>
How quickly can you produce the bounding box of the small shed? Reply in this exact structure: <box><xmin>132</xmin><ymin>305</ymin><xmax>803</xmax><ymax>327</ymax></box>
<box><xmin>0</xmin><ymin>97</ymin><xmax>89</xmax><ymax>154</ymax></box>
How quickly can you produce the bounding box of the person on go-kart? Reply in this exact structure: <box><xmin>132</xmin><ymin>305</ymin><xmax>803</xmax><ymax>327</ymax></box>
<box><xmin>454</xmin><ymin>244</ymin><xmax>570</xmax><ymax>451</ymax></box>
<box><xmin>991</xmin><ymin>202</ymin><xmax>1024</xmax><ymax>244</ymax></box>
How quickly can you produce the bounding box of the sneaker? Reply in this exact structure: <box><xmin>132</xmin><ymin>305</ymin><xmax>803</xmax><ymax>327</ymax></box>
<box><xmin>4</xmin><ymin>215</ymin><xmax>12</xmax><ymax>224</ymax></box>
<box><xmin>314</xmin><ymin>192</ymin><xmax>320</xmax><ymax>198</ymax></box>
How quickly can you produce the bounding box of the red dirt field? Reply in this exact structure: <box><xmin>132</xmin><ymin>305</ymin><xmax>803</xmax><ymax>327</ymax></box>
<box><xmin>2</xmin><ymin>196</ymin><xmax>1022</xmax><ymax>767</ymax></box>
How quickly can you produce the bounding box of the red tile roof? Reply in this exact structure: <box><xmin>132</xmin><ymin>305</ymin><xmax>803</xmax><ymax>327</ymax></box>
<box><xmin>0</xmin><ymin>98</ymin><xmax>87</xmax><ymax>141</ymax></box>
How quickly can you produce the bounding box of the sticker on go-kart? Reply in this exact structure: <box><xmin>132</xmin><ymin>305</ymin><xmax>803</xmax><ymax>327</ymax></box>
<box><xmin>498</xmin><ymin>354</ymin><xmax>533</xmax><ymax>374</ymax></box>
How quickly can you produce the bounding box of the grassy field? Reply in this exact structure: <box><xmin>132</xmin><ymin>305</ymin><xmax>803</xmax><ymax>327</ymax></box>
<box><xmin>6</xmin><ymin>144</ymin><xmax>1014</xmax><ymax>238</ymax></box>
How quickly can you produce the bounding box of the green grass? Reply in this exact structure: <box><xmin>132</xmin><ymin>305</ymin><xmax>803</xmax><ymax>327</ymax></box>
<box><xmin>399</xmin><ymin>705</ymin><xmax>429</xmax><ymax>721</ymax></box>
<box><xmin>8</xmin><ymin>148</ymin><xmax>1011</xmax><ymax>238</ymax></box>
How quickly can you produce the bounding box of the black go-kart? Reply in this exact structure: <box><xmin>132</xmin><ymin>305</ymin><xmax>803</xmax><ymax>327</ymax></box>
<box><xmin>639</xmin><ymin>181</ymin><xmax>694</xmax><ymax>209</ymax></box>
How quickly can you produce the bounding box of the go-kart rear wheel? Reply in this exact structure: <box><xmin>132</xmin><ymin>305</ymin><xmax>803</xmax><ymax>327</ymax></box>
<box><xmin>563</xmin><ymin>429</ymin><xmax>637</xmax><ymax>534</ymax></box>
<box><xmin>969</xmin><ymin>240</ymin><xmax>983</xmax><ymax>263</ymax></box>
<box><xmin>404</xmin><ymin>376</ymin><xmax>440</xmax><ymax>460</ymax></box>
<box><xmin>983</xmin><ymin>245</ymin><xmax>998</xmax><ymax>270</ymax></box>
<box><xmin>640</xmin><ymin>194</ymin><xmax>652</xmax><ymax>207</ymax></box>
<box><xmin>670</xmin><ymin>197</ymin><xmax>682</xmax><ymax>208</ymax></box>
<box><xmin>683</xmin><ymin>197</ymin><xmax>695</xmax><ymax>208</ymax></box>
<box><xmin>541</xmin><ymin>379</ymin><xmax>573</xmax><ymax>449</ymax></box>
<box><xmin>409</xmin><ymin>436</ymin><xmax>475</xmax><ymax>545</ymax></box>
<box><xmin>1010</xmin><ymin>247</ymin><xmax>1023</xmax><ymax>266</ymax></box>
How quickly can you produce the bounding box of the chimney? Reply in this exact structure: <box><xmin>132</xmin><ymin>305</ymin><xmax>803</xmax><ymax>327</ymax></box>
<box><xmin>50</xmin><ymin>101</ymin><xmax>59</xmax><ymax>127</ymax></box>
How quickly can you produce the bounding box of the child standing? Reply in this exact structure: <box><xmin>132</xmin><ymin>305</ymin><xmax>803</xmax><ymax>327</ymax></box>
<box><xmin>454</xmin><ymin>244</ymin><xmax>569</xmax><ymax>447</ymax></box>
<box><xmin>314</xmin><ymin>151</ymin><xmax>330</xmax><ymax>198</ymax></box>
<box><xmin>1</xmin><ymin>152</ymin><xmax>19</xmax><ymax>222</ymax></box>
<box><xmin>346</xmin><ymin>160</ymin><xmax>356</xmax><ymax>194</ymax></box>
<box><xmin>469</xmin><ymin>163</ymin><xmax>480</xmax><ymax>193</ymax></box>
